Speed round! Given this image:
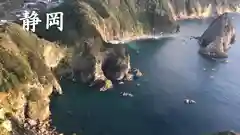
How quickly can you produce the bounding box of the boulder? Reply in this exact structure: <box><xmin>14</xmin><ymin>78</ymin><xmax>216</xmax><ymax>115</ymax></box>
<box><xmin>132</xmin><ymin>68</ymin><xmax>143</xmax><ymax>79</ymax></box>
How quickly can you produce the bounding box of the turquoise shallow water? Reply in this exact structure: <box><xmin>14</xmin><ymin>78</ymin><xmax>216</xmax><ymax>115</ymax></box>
<box><xmin>50</xmin><ymin>14</ymin><xmax>240</xmax><ymax>135</ymax></box>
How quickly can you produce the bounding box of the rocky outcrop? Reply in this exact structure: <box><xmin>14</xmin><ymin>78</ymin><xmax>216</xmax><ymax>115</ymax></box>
<box><xmin>3</xmin><ymin>0</ymin><xmax>240</xmax><ymax>40</ymax></box>
<box><xmin>102</xmin><ymin>43</ymin><xmax>131</xmax><ymax>81</ymax></box>
<box><xmin>167</xmin><ymin>0</ymin><xmax>240</xmax><ymax>20</ymax></box>
<box><xmin>34</xmin><ymin>0</ymin><xmax>136</xmax><ymax>89</ymax></box>
<box><xmin>29</xmin><ymin>0</ymin><xmax>239</xmax><ymax>89</ymax></box>
<box><xmin>0</xmin><ymin>23</ymin><xmax>65</xmax><ymax>134</ymax></box>
<box><xmin>194</xmin><ymin>13</ymin><xmax>236</xmax><ymax>58</ymax></box>
<box><xmin>0</xmin><ymin>110</ymin><xmax>59</xmax><ymax>135</ymax></box>
<box><xmin>34</xmin><ymin>0</ymin><xmax>240</xmax><ymax>40</ymax></box>
<box><xmin>33</xmin><ymin>0</ymin><xmax>178</xmax><ymax>42</ymax></box>
<box><xmin>3</xmin><ymin>0</ymin><xmax>240</xmax><ymax>41</ymax></box>
<box><xmin>35</xmin><ymin>0</ymin><xmax>238</xmax><ymax>85</ymax></box>
<box><xmin>1</xmin><ymin>0</ymin><xmax>240</xmax><ymax>134</ymax></box>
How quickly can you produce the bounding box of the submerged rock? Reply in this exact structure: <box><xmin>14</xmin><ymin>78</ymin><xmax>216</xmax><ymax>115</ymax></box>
<box><xmin>132</xmin><ymin>68</ymin><xmax>143</xmax><ymax>79</ymax></box>
<box><xmin>195</xmin><ymin>13</ymin><xmax>236</xmax><ymax>58</ymax></box>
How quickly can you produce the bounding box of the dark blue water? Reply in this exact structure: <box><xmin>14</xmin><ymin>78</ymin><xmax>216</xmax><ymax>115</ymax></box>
<box><xmin>50</xmin><ymin>14</ymin><xmax>240</xmax><ymax>135</ymax></box>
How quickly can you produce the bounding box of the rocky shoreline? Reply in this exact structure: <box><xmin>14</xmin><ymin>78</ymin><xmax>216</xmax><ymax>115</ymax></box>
<box><xmin>11</xmin><ymin>118</ymin><xmax>61</xmax><ymax>135</ymax></box>
<box><xmin>0</xmin><ymin>107</ymin><xmax>61</xmax><ymax>135</ymax></box>
<box><xmin>0</xmin><ymin>0</ymin><xmax>240</xmax><ymax>135</ymax></box>
<box><xmin>22</xmin><ymin>119</ymin><xmax>60</xmax><ymax>135</ymax></box>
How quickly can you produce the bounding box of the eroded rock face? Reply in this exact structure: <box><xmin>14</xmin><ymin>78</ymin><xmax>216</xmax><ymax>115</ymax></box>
<box><xmin>0</xmin><ymin>23</ymin><xmax>65</xmax><ymax>134</ymax></box>
<box><xmin>102</xmin><ymin>44</ymin><xmax>131</xmax><ymax>81</ymax></box>
<box><xmin>196</xmin><ymin>13</ymin><xmax>236</xmax><ymax>58</ymax></box>
<box><xmin>39</xmin><ymin>0</ymin><xmax>178</xmax><ymax>42</ymax></box>
<box><xmin>71</xmin><ymin>36</ymin><xmax>106</xmax><ymax>83</ymax></box>
<box><xmin>41</xmin><ymin>1</ymin><xmax>133</xmax><ymax>86</ymax></box>
<box><xmin>167</xmin><ymin>0</ymin><xmax>240</xmax><ymax>19</ymax></box>
<box><xmin>1</xmin><ymin>0</ymin><xmax>240</xmax><ymax>134</ymax></box>
<box><xmin>71</xmin><ymin>36</ymin><xmax>131</xmax><ymax>85</ymax></box>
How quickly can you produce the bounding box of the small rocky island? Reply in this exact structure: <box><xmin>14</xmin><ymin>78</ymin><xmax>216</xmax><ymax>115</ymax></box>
<box><xmin>0</xmin><ymin>0</ymin><xmax>240</xmax><ymax>134</ymax></box>
<box><xmin>194</xmin><ymin>13</ymin><xmax>236</xmax><ymax>58</ymax></box>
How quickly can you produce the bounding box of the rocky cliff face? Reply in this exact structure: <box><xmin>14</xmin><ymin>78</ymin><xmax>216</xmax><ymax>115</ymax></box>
<box><xmin>2</xmin><ymin>0</ymin><xmax>240</xmax><ymax>40</ymax></box>
<box><xmin>35</xmin><ymin>0</ymin><xmax>178</xmax><ymax>41</ymax></box>
<box><xmin>35</xmin><ymin>0</ymin><xmax>240</xmax><ymax>87</ymax></box>
<box><xmin>167</xmin><ymin>0</ymin><xmax>240</xmax><ymax>19</ymax></box>
<box><xmin>0</xmin><ymin>23</ymin><xmax>64</xmax><ymax>134</ymax></box>
<box><xmin>0</xmin><ymin>0</ymin><xmax>240</xmax><ymax>134</ymax></box>
<box><xmin>195</xmin><ymin>13</ymin><xmax>236</xmax><ymax>58</ymax></box>
<box><xmin>34</xmin><ymin>0</ymin><xmax>240</xmax><ymax>41</ymax></box>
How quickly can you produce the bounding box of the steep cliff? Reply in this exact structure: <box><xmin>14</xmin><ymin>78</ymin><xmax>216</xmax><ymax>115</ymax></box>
<box><xmin>32</xmin><ymin>0</ymin><xmax>240</xmax><ymax>41</ymax></box>
<box><xmin>33</xmin><ymin>0</ymin><xmax>137</xmax><ymax>89</ymax></box>
<box><xmin>34</xmin><ymin>0</ymin><xmax>178</xmax><ymax>42</ymax></box>
<box><xmin>168</xmin><ymin>0</ymin><xmax>240</xmax><ymax>19</ymax></box>
<box><xmin>0</xmin><ymin>23</ymin><xmax>64</xmax><ymax>134</ymax></box>
<box><xmin>0</xmin><ymin>0</ymin><xmax>240</xmax><ymax>134</ymax></box>
<box><xmin>194</xmin><ymin>13</ymin><xmax>236</xmax><ymax>58</ymax></box>
<box><xmin>33</xmin><ymin>0</ymin><xmax>240</xmax><ymax>87</ymax></box>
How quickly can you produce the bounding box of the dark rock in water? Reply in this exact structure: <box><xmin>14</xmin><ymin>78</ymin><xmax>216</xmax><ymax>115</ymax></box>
<box><xmin>131</xmin><ymin>68</ymin><xmax>143</xmax><ymax>80</ymax></box>
<box><xmin>195</xmin><ymin>13</ymin><xmax>236</xmax><ymax>58</ymax></box>
<box><xmin>176</xmin><ymin>24</ymin><xmax>180</xmax><ymax>33</ymax></box>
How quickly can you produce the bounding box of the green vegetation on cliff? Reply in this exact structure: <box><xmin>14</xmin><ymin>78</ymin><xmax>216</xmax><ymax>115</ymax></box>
<box><xmin>0</xmin><ymin>23</ymin><xmax>62</xmax><ymax>92</ymax></box>
<box><xmin>35</xmin><ymin>0</ymin><xmax>176</xmax><ymax>44</ymax></box>
<box><xmin>29</xmin><ymin>0</ymin><xmax>177</xmax><ymax>86</ymax></box>
<box><xmin>0</xmin><ymin>23</ymin><xmax>64</xmax><ymax>134</ymax></box>
<box><xmin>1</xmin><ymin>0</ymin><xmax>239</xmax><ymax>134</ymax></box>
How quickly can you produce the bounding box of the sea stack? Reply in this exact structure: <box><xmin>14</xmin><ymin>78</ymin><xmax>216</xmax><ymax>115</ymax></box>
<box><xmin>196</xmin><ymin>13</ymin><xmax>236</xmax><ymax>58</ymax></box>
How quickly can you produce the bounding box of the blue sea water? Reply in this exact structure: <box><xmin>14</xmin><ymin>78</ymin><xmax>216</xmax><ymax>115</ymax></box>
<box><xmin>50</xmin><ymin>14</ymin><xmax>240</xmax><ymax>135</ymax></box>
